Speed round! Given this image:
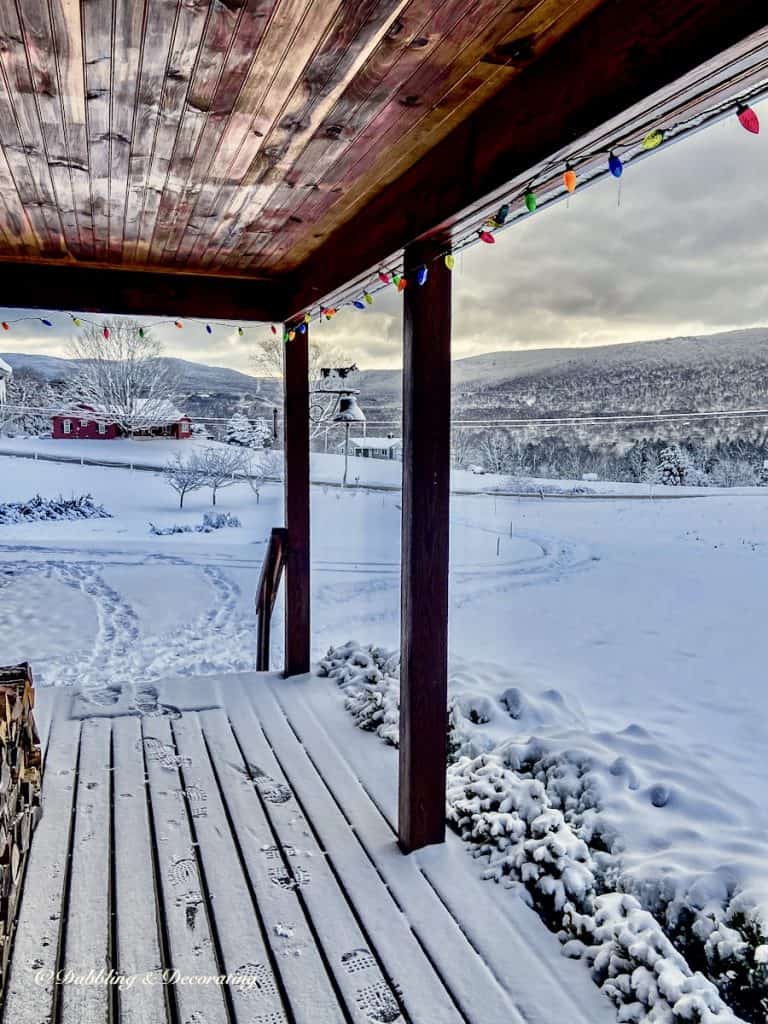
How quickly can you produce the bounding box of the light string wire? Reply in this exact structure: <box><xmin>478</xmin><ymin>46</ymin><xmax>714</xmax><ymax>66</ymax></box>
<box><xmin>1</xmin><ymin>71</ymin><xmax>767</xmax><ymax>343</ymax></box>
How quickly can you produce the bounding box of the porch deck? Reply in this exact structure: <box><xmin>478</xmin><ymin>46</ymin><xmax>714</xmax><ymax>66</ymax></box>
<box><xmin>1</xmin><ymin>673</ymin><xmax>610</xmax><ymax>1024</ymax></box>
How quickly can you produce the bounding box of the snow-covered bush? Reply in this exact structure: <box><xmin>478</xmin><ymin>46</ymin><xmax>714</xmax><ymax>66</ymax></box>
<box><xmin>319</xmin><ymin>641</ymin><xmax>763</xmax><ymax>1023</ymax></box>
<box><xmin>149</xmin><ymin>512</ymin><xmax>240</xmax><ymax>535</ymax></box>
<box><xmin>318</xmin><ymin>642</ymin><xmax>400</xmax><ymax>745</ymax></box>
<box><xmin>0</xmin><ymin>494</ymin><xmax>111</xmax><ymax>525</ymax></box>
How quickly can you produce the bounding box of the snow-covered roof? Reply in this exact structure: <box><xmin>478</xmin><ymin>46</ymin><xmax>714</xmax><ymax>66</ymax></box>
<box><xmin>0</xmin><ymin>355</ymin><xmax>11</xmax><ymax>377</ymax></box>
<box><xmin>55</xmin><ymin>398</ymin><xmax>186</xmax><ymax>425</ymax></box>
<box><xmin>135</xmin><ymin>399</ymin><xmax>186</xmax><ymax>423</ymax></box>
<box><xmin>348</xmin><ymin>436</ymin><xmax>402</xmax><ymax>449</ymax></box>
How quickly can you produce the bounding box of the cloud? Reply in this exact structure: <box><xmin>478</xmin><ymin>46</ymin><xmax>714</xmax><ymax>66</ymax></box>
<box><xmin>2</xmin><ymin>99</ymin><xmax>767</xmax><ymax>373</ymax></box>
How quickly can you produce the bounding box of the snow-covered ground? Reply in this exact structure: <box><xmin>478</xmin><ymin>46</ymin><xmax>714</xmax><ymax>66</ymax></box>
<box><xmin>5</xmin><ymin>434</ymin><xmax>763</xmax><ymax>496</ymax></box>
<box><xmin>1</xmin><ymin>452</ymin><xmax>765</xmax><ymax>1019</ymax></box>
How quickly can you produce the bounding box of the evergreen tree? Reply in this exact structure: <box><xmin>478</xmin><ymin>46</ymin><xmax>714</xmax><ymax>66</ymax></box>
<box><xmin>656</xmin><ymin>444</ymin><xmax>689</xmax><ymax>486</ymax></box>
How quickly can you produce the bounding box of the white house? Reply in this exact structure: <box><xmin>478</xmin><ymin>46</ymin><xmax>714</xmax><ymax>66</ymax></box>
<box><xmin>338</xmin><ymin>435</ymin><xmax>403</xmax><ymax>461</ymax></box>
<box><xmin>0</xmin><ymin>355</ymin><xmax>11</xmax><ymax>404</ymax></box>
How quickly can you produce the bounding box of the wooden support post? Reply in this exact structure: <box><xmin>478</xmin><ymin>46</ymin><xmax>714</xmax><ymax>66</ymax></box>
<box><xmin>283</xmin><ymin>323</ymin><xmax>311</xmax><ymax>676</ymax></box>
<box><xmin>398</xmin><ymin>239</ymin><xmax>451</xmax><ymax>853</ymax></box>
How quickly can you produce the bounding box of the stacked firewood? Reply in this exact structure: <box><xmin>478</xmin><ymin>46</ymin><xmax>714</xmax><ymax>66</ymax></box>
<box><xmin>0</xmin><ymin>663</ymin><xmax>42</xmax><ymax>988</ymax></box>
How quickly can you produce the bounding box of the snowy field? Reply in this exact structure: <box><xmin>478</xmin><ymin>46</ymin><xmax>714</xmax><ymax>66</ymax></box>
<box><xmin>0</xmin><ymin>450</ymin><xmax>766</xmax><ymax>1019</ymax></box>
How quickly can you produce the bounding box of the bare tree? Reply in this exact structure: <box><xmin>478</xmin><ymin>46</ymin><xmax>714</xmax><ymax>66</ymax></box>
<box><xmin>67</xmin><ymin>318</ymin><xmax>181</xmax><ymax>435</ymax></box>
<box><xmin>1</xmin><ymin>369</ymin><xmax>59</xmax><ymax>436</ymax></box>
<box><xmin>451</xmin><ymin>427</ymin><xmax>476</xmax><ymax>468</ymax></box>
<box><xmin>243</xmin><ymin>449</ymin><xmax>282</xmax><ymax>504</ymax></box>
<box><xmin>196</xmin><ymin>446</ymin><xmax>249</xmax><ymax>505</ymax></box>
<box><xmin>160</xmin><ymin>453</ymin><xmax>206</xmax><ymax>509</ymax></box>
<box><xmin>251</xmin><ymin>332</ymin><xmax>353</xmax><ymax>439</ymax></box>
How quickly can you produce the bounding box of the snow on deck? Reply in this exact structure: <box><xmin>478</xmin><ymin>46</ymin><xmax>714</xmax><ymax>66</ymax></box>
<box><xmin>3</xmin><ymin>673</ymin><xmax>612</xmax><ymax>1024</ymax></box>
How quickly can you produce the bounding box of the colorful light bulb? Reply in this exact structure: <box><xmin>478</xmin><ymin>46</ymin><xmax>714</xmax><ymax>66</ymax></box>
<box><xmin>397</xmin><ymin>277</ymin><xmax>407</xmax><ymax>291</ymax></box>
<box><xmin>478</xmin><ymin>229</ymin><xmax>495</xmax><ymax>244</ymax></box>
<box><xmin>391</xmin><ymin>272</ymin><xmax>401</xmax><ymax>287</ymax></box>
<box><xmin>297</xmin><ymin>322</ymin><xmax>307</xmax><ymax>334</ymax></box>
<box><xmin>608</xmin><ymin>153</ymin><xmax>623</xmax><ymax>178</ymax></box>
<box><xmin>445</xmin><ymin>253</ymin><xmax>455</xmax><ymax>270</ymax></box>
<box><xmin>363</xmin><ymin>292</ymin><xmax>373</xmax><ymax>305</ymax></box>
<box><xmin>563</xmin><ymin>167</ymin><xmax>577</xmax><ymax>192</ymax></box>
<box><xmin>174</xmin><ymin>320</ymin><xmax>183</xmax><ymax>329</ymax></box>
<box><xmin>41</xmin><ymin>319</ymin><xmax>52</xmax><ymax>327</ymax></box>
<box><xmin>642</xmin><ymin>129</ymin><xmax>664</xmax><ymax>150</ymax></box>
<box><xmin>288</xmin><ymin>330</ymin><xmax>296</xmax><ymax>341</ymax></box>
<box><xmin>270</xmin><ymin>324</ymin><xmax>277</xmax><ymax>335</ymax></box>
<box><xmin>1</xmin><ymin>322</ymin><xmax>8</xmax><ymax>331</ymax></box>
<box><xmin>737</xmin><ymin>103</ymin><xmax>760</xmax><ymax>134</ymax></box>
<box><xmin>206</xmin><ymin>324</ymin><xmax>212</xmax><ymax>334</ymax></box>
<box><xmin>353</xmin><ymin>300</ymin><xmax>366</xmax><ymax>309</ymax></box>
<box><xmin>378</xmin><ymin>269</ymin><xmax>390</xmax><ymax>284</ymax></box>
<box><xmin>525</xmin><ymin>190</ymin><xmax>537</xmax><ymax>213</ymax></box>
<box><xmin>303</xmin><ymin>312</ymin><xmax>311</xmax><ymax>324</ymax></box>
<box><xmin>139</xmin><ymin>328</ymin><xmax>145</xmax><ymax>338</ymax></box>
<box><xmin>73</xmin><ymin>316</ymin><xmax>81</xmax><ymax>327</ymax></box>
<box><xmin>103</xmin><ymin>327</ymin><xmax>110</xmax><ymax>339</ymax></box>
<box><xmin>416</xmin><ymin>266</ymin><xmax>428</xmax><ymax>286</ymax></box>
<box><xmin>495</xmin><ymin>203</ymin><xmax>510</xmax><ymax>225</ymax></box>
<box><xmin>238</xmin><ymin>326</ymin><xmax>244</xmax><ymax>336</ymax></box>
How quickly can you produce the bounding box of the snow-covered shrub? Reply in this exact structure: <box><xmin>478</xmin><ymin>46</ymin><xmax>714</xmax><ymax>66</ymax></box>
<box><xmin>149</xmin><ymin>512</ymin><xmax>240</xmax><ymax>536</ymax></box>
<box><xmin>566</xmin><ymin>893</ymin><xmax>744</xmax><ymax>1023</ymax></box>
<box><xmin>0</xmin><ymin>494</ymin><xmax>110</xmax><ymax>525</ymax></box>
<box><xmin>319</xmin><ymin>641</ymin><xmax>760</xmax><ymax>1022</ymax></box>
<box><xmin>318</xmin><ymin>642</ymin><xmax>400</xmax><ymax>745</ymax></box>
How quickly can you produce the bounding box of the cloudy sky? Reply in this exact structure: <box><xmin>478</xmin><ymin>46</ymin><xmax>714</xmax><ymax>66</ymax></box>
<box><xmin>2</xmin><ymin>97</ymin><xmax>768</xmax><ymax>374</ymax></box>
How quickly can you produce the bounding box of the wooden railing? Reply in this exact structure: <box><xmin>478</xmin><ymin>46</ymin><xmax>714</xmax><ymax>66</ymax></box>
<box><xmin>255</xmin><ymin>527</ymin><xmax>289</xmax><ymax>671</ymax></box>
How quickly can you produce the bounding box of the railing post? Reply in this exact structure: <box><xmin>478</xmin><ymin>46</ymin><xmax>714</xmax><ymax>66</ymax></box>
<box><xmin>283</xmin><ymin>322</ymin><xmax>311</xmax><ymax>676</ymax></box>
<box><xmin>398</xmin><ymin>238</ymin><xmax>452</xmax><ymax>853</ymax></box>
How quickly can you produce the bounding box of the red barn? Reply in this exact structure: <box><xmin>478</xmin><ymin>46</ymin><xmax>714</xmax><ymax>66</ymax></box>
<box><xmin>51</xmin><ymin>402</ymin><xmax>191</xmax><ymax>440</ymax></box>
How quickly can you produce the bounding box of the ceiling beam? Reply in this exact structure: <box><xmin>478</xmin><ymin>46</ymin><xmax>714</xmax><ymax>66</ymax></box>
<box><xmin>0</xmin><ymin>261</ymin><xmax>289</xmax><ymax>322</ymax></box>
<box><xmin>286</xmin><ymin>0</ymin><xmax>768</xmax><ymax>315</ymax></box>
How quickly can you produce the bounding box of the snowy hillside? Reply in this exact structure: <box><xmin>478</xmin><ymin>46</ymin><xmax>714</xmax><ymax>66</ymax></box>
<box><xmin>1</xmin><ymin>351</ymin><xmax>271</xmax><ymax>397</ymax></box>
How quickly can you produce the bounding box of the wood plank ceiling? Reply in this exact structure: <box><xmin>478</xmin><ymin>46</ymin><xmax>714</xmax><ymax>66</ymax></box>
<box><xmin>0</xmin><ymin>0</ymin><xmax>606</xmax><ymax>277</ymax></box>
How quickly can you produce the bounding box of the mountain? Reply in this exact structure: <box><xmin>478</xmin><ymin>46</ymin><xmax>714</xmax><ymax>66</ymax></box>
<box><xmin>0</xmin><ymin>352</ymin><xmax>273</xmax><ymax>397</ymax></box>
<box><xmin>5</xmin><ymin>326</ymin><xmax>768</xmax><ymax>441</ymax></box>
<box><xmin>351</xmin><ymin>328</ymin><xmax>768</xmax><ymax>435</ymax></box>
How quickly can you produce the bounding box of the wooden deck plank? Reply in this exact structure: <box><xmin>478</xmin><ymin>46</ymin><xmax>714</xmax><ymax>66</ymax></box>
<box><xmin>59</xmin><ymin>717</ymin><xmax>112</xmax><ymax>1023</ymax></box>
<box><xmin>198</xmin><ymin>707</ymin><xmax>347</xmax><ymax>1024</ymax></box>
<box><xmin>169</xmin><ymin>710</ymin><xmax>287</xmax><ymax>1022</ymax></box>
<box><xmin>258</xmin><ymin>679</ymin><xmax>527</xmax><ymax>1024</ymax></box>
<box><xmin>140</xmin><ymin>715</ymin><xmax>229</xmax><ymax>1024</ymax></box>
<box><xmin>2</xmin><ymin>698</ymin><xmax>79</xmax><ymax>1023</ymax></box>
<box><xmin>112</xmin><ymin>715</ymin><xmax>167</xmax><ymax>1024</ymax></box>
<box><xmin>236</xmin><ymin>679</ymin><xmax>468</xmax><ymax>1024</ymax></box>
<box><xmin>203</xmin><ymin>701</ymin><xmax>413</xmax><ymax>1024</ymax></box>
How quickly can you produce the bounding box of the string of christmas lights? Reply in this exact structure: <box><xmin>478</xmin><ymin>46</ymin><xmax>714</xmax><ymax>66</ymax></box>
<box><xmin>0</xmin><ymin>85</ymin><xmax>763</xmax><ymax>345</ymax></box>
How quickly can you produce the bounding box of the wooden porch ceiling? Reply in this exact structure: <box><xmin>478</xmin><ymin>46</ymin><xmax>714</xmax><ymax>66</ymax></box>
<box><xmin>0</xmin><ymin>0</ymin><xmax>765</xmax><ymax>321</ymax></box>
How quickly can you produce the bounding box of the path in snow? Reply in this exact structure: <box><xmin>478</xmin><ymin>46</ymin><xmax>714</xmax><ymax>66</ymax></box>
<box><xmin>1</xmin><ymin>523</ymin><xmax>594</xmax><ymax>695</ymax></box>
